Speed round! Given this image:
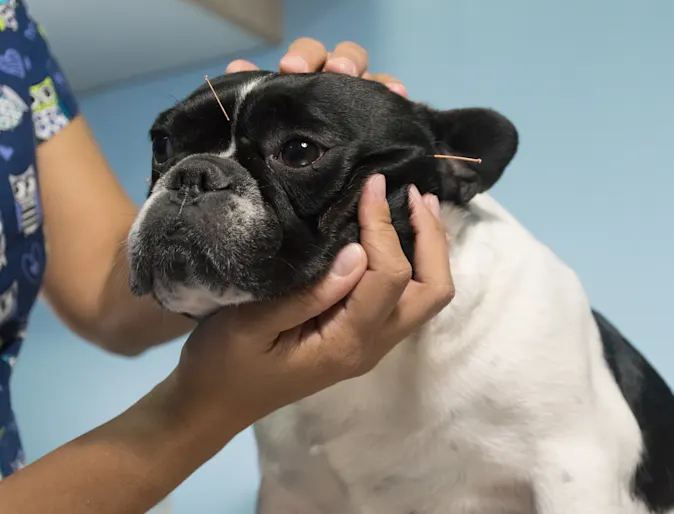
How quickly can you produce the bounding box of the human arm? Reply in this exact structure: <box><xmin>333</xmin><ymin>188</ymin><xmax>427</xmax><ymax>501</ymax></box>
<box><xmin>0</xmin><ymin>177</ymin><xmax>453</xmax><ymax>514</ymax></box>
<box><xmin>38</xmin><ymin>39</ymin><xmax>405</xmax><ymax>356</ymax></box>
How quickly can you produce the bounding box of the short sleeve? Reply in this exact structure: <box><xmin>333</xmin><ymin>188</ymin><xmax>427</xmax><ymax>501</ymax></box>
<box><xmin>21</xmin><ymin>4</ymin><xmax>79</xmax><ymax>144</ymax></box>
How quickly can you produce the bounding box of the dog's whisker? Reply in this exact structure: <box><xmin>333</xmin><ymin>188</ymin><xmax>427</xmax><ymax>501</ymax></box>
<box><xmin>204</xmin><ymin>75</ymin><xmax>230</xmax><ymax>122</ymax></box>
<box><xmin>278</xmin><ymin>257</ymin><xmax>302</xmax><ymax>275</ymax></box>
<box><xmin>434</xmin><ymin>154</ymin><xmax>482</xmax><ymax>164</ymax></box>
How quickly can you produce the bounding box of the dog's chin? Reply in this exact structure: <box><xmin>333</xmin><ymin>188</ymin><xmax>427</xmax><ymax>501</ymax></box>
<box><xmin>129</xmin><ymin>241</ymin><xmax>264</xmax><ymax>318</ymax></box>
<box><xmin>154</xmin><ymin>279</ymin><xmax>256</xmax><ymax>319</ymax></box>
<box><xmin>128</xmin><ymin>244</ymin><xmax>258</xmax><ymax>317</ymax></box>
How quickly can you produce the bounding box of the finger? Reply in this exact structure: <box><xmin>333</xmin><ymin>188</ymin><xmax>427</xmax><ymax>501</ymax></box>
<box><xmin>243</xmin><ymin>243</ymin><xmax>367</xmax><ymax>334</ymax></box>
<box><xmin>280</xmin><ymin>38</ymin><xmax>328</xmax><ymax>73</ymax></box>
<box><xmin>408</xmin><ymin>186</ymin><xmax>451</xmax><ymax>285</ymax></box>
<box><xmin>369</xmin><ymin>73</ymin><xmax>408</xmax><ymax>97</ymax></box>
<box><xmin>369</xmin><ymin>73</ymin><xmax>401</xmax><ymax>85</ymax></box>
<box><xmin>357</xmin><ymin>174</ymin><xmax>410</xmax><ymax>276</ymax></box>
<box><xmin>324</xmin><ymin>41</ymin><xmax>368</xmax><ymax>77</ymax></box>
<box><xmin>378</xmin><ymin>188</ymin><xmax>454</xmax><ymax>344</ymax></box>
<box><xmin>226</xmin><ymin>59</ymin><xmax>259</xmax><ymax>73</ymax></box>
<box><xmin>338</xmin><ymin>174</ymin><xmax>413</xmax><ymax>329</ymax></box>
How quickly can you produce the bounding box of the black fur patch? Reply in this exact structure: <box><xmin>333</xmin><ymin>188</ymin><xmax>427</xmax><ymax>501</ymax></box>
<box><xmin>594</xmin><ymin>310</ymin><xmax>674</xmax><ymax>512</ymax></box>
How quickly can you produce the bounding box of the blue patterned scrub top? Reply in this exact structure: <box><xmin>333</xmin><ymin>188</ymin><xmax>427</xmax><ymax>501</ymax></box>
<box><xmin>0</xmin><ymin>0</ymin><xmax>78</xmax><ymax>478</ymax></box>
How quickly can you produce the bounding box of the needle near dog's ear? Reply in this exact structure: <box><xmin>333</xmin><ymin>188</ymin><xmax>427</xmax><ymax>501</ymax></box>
<box><xmin>204</xmin><ymin>75</ymin><xmax>230</xmax><ymax>122</ymax></box>
<box><xmin>434</xmin><ymin>154</ymin><xmax>482</xmax><ymax>164</ymax></box>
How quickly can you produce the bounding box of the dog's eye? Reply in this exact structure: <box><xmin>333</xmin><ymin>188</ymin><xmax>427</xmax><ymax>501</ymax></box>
<box><xmin>152</xmin><ymin>136</ymin><xmax>174</xmax><ymax>164</ymax></box>
<box><xmin>280</xmin><ymin>140</ymin><xmax>322</xmax><ymax>168</ymax></box>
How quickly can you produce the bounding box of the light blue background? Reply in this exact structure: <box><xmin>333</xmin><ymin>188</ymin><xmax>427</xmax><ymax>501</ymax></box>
<box><xmin>12</xmin><ymin>0</ymin><xmax>674</xmax><ymax>513</ymax></box>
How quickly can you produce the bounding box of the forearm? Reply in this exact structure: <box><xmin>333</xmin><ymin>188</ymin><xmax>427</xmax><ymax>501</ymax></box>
<box><xmin>0</xmin><ymin>376</ymin><xmax>235</xmax><ymax>514</ymax></box>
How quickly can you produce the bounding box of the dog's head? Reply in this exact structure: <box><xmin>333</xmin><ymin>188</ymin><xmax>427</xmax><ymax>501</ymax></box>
<box><xmin>127</xmin><ymin>71</ymin><xmax>518</xmax><ymax>318</ymax></box>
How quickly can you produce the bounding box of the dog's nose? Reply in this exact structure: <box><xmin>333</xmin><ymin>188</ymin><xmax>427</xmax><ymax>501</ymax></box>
<box><xmin>165</xmin><ymin>155</ymin><xmax>231</xmax><ymax>194</ymax></box>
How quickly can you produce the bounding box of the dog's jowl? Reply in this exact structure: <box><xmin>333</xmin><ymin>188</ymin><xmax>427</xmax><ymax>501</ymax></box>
<box><xmin>128</xmin><ymin>71</ymin><xmax>674</xmax><ymax>514</ymax></box>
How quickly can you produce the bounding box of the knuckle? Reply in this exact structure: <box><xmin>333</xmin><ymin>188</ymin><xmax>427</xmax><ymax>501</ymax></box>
<box><xmin>335</xmin><ymin>41</ymin><xmax>365</xmax><ymax>55</ymax></box>
<box><xmin>291</xmin><ymin>37</ymin><xmax>326</xmax><ymax>54</ymax></box>
<box><xmin>369</xmin><ymin>205</ymin><xmax>394</xmax><ymax>227</ymax></box>
<box><xmin>308</xmin><ymin>38</ymin><xmax>327</xmax><ymax>53</ymax></box>
<box><xmin>359</xmin><ymin>217</ymin><xmax>392</xmax><ymax>239</ymax></box>
<box><xmin>433</xmin><ymin>282</ymin><xmax>456</xmax><ymax>308</ymax></box>
<box><xmin>391</xmin><ymin>261</ymin><xmax>413</xmax><ymax>284</ymax></box>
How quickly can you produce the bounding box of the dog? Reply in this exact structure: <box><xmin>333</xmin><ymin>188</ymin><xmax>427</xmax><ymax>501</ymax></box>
<box><xmin>127</xmin><ymin>70</ymin><xmax>674</xmax><ymax>514</ymax></box>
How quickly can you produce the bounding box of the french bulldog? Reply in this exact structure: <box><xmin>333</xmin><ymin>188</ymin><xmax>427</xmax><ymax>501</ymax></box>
<box><xmin>128</xmin><ymin>71</ymin><xmax>674</xmax><ymax>514</ymax></box>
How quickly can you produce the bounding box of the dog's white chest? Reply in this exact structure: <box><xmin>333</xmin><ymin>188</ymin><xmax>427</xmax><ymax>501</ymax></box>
<box><xmin>256</xmin><ymin>419</ymin><xmax>534</xmax><ymax>514</ymax></box>
<box><xmin>255</xmin><ymin>325</ymin><xmax>536</xmax><ymax>514</ymax></box>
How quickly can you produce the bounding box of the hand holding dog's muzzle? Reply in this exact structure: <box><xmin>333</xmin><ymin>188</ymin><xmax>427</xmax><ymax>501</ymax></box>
<box><xmin>171</xmin><ymin>174</ymin><xmax>454</xmax><ymax>438</ymax></box>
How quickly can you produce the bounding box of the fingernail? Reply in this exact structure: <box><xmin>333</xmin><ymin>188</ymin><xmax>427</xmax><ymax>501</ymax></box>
<box><xmin>386</xmin><ymin>82</ymin><xmax>408</xmax><ymax>97</ymax></box>
<box><xmin>368</xmin><ymin>174</ymin><xmax>386</xmax><ymax>201</ymax></box>
<box><xmin>280</xmin><ymin>54</ymin><xmax>309</xmax><ymax>73</ymax></box>
<box><xmin>409</xmin><ymin>185</ymin><xmax>422</xmax><ymax>204</ymax></box>
<box><xmin>326</xmin><ymin>57</ymin><xmax>357</xmax><ymax>76</ymax></box>
<box><xmin>331</xmin><ymin>244</ymin><xmax>363</xmax><ymax>276</ymax></box>
<box><xmin>423</xmin><ymin>194</ymin><xmax>441</xmax><ymax>220</ymax></box>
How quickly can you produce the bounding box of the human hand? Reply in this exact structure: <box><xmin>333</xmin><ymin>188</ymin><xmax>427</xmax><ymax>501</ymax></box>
<box><xmin>171</xmin><ymin>174</ymin><xmax>454</xmax><ymax>438</ymax></box>
<box><xmin>225</xmin><ymin>38</ymin><xmax>408</xmax><ymax>97</ymax></box>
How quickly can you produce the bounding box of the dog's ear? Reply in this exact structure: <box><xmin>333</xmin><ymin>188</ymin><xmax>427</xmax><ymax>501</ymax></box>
<box><xmin>425</xmin><ymin>107</ymin><xmax>518</xmax><ymax>204</ymax></box>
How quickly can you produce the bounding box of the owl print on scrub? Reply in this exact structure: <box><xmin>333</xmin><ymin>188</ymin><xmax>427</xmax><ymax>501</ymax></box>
<box><xmin>30</xmin><ymin>76</ymin><xmax>69</xmax><ymax>141</ymax></box>
<box><xmin>0</xmin><ymin>85</ymin><xmax>28</xmax><ymax>132</ymax></box>
<box><xmin>9</xmin><ymin>165</ymin><xmax>41</xmax><ymax>236</ymax></box>
<box><xmin>0</xmin><ymin>0</ymin><xmax>18</xmax><ymax>32</ymax></box>
<box><xmin>0</xmin><ymin>282</ymin><xmax>18</xmax><ymax>327</ymax></box>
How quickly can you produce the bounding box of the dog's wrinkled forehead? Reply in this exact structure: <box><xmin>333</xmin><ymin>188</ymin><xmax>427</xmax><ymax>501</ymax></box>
<box><xmin>150</xmin><ymin>71</ymin><xmax>414</xmax><ymax>162</ymax></box>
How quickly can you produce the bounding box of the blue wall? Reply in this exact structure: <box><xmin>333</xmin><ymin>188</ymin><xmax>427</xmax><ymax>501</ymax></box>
<box><xmin>12</xmin><ymin>1</ymin><xmax>674</xmax><ymax>513</ymax></box>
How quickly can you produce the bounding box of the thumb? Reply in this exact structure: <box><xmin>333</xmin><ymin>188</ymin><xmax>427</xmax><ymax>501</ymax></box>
<box><xmin>247</xmin><ymin>243</ymin><xmax>367</xmax><ymax>334</ymax></box>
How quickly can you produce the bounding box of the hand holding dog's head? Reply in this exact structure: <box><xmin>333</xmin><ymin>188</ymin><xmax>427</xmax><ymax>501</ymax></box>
<box><xmin>127</xmin><ymin>71</ymin><xmax>517</xmax><ymax>317</ymax></box>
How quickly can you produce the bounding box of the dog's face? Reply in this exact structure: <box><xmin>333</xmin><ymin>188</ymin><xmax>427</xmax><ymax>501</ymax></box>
<box><xmin>127</xmin><ymin>71</ymin><xmax>518</xmax><ymax>318</ymax></box>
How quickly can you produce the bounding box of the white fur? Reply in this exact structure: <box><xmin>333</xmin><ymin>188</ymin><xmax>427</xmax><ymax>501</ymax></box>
<box><xmin>220</xmin><ymin>77</ymin><xmax>266</xmax><ymax>159</ymax></box>
<box><xmin>254</xmin><ymin>193</ymin><xmax>658</xmax><ymax>514</ymax></box>
<box><xmin>155</xmin><ymin>283</ymin><xmax>253</xmax><ymax>317</ymax></box>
